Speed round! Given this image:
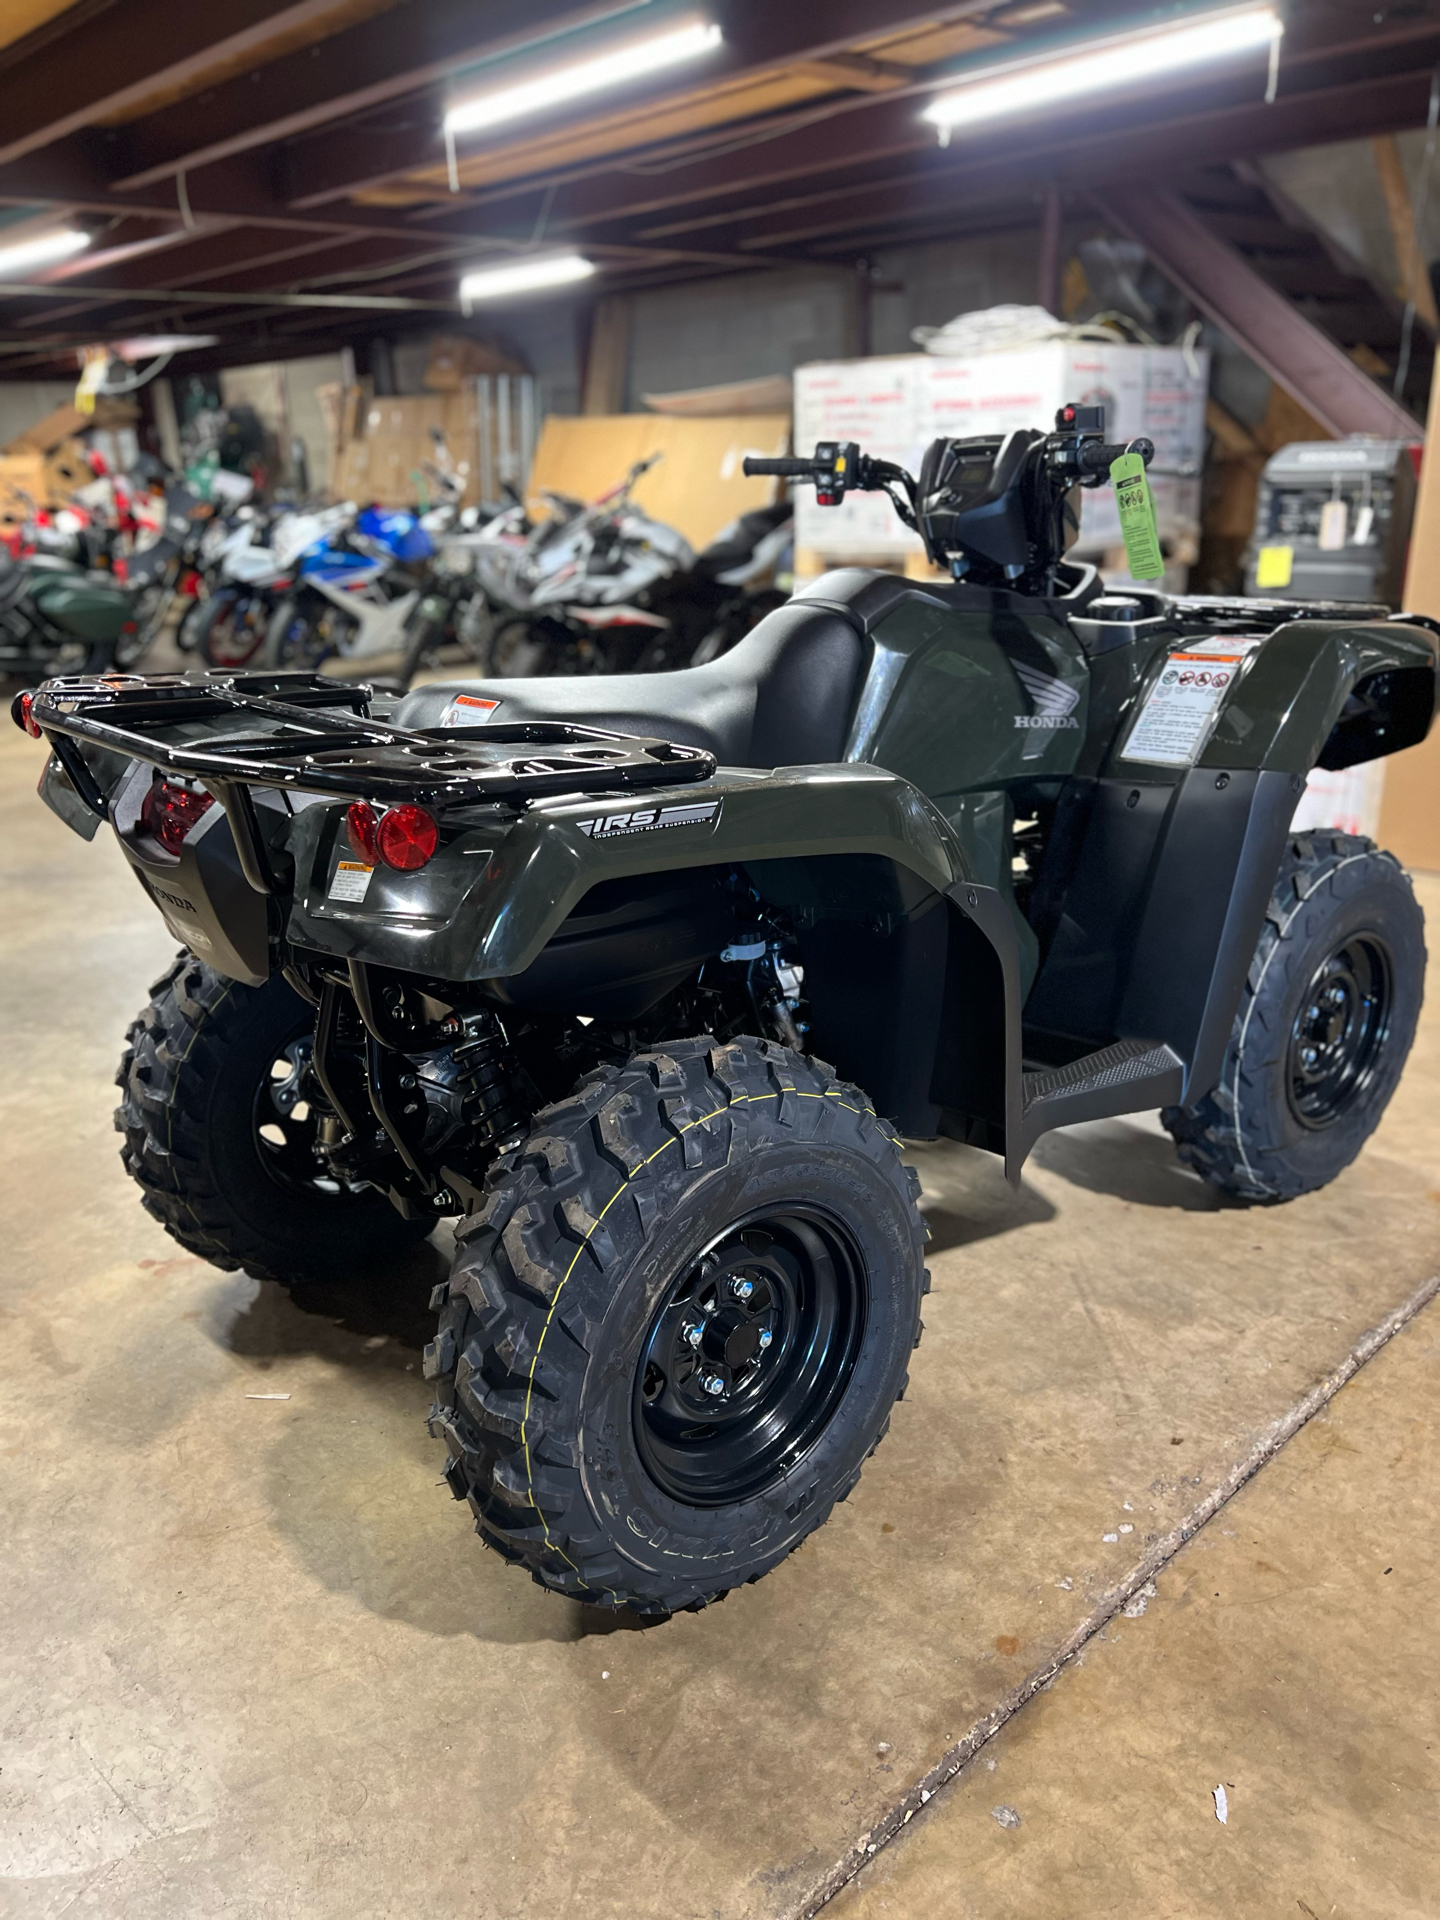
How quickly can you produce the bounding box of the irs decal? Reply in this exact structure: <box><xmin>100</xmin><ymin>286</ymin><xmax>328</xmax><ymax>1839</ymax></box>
<box><xmin>577</xmin><ymin>799</ymin><xmax>723</xmax><ymax>839</ymax></box>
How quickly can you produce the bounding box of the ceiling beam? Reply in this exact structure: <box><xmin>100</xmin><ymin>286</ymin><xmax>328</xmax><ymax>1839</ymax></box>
<box><xmin>107</xmin><ymin>0</ymin><xmax>643</xmax><ymax>190</ymax></box>
<box><xmin>42</xmin><ymin>0</ymin><xmax>1010</xmax><ymax>204</ymax></box>
<box><xmin>615</xmin><ymin>69</ymin><xmax>1439</xmax><ymax>259</ymax></box>
<box><xmin>1096</xmin><ymin>186</ymin><xmax>1420</xmax><ymax>438</ymax></box>
<box><xmin>0</xmin><ymin>279</ymin><xmax>457</xmax><ymax>314</ymax></box>
<box><xmin>0</xmin><ymin>0</ymin><xmax>353</xmax><ymax>168</ymax></box>
<box><xmin>397</xmin><ymin>14</ymin><xmax>1440</xmax><ymax>238</ymax></box>
<box><xmin>278</xmin><ymin>0</ymin><xmax>1008</xmax><ymax>207</ymax></box>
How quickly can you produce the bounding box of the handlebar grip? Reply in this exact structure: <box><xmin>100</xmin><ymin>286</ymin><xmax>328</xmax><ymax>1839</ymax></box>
<box><xmin>742</xmin><ymin>456</ymin><xmax>816</xmax><ymax>477</ymax></box>
<box><xmin>1079</xmin><ymin>437</ymin><xmax>1155</xmax><ymax>475</ymax></box>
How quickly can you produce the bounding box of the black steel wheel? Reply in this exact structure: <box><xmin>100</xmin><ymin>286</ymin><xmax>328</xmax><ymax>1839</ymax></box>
<box><xmin>117</xmin><ymin>955</ymin><xmax>430</xmax><ymax>1283</ymax></box>
<box><xmin>1286</xmin><ymin>934</ymin><xmax>1393</xmax><ymax>1129</ymax></box>
<box><xmin>1164</xmin><ymin>833</ymin><xmax>1425</xmax><ymax>1201</ymax></box>
<box><xmin>635</xmin><ymin>1205</ymin><xmax>866</xmax><ymax>1506</ymax></box>
<box><xmin>426</xmin><ymin>1038</ymin><xmax>928</xmax><ymax>1615</ymax></box>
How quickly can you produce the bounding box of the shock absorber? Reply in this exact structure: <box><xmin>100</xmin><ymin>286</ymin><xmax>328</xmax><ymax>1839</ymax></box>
<box><xmin>445</xmin><ymin>1009</ymin><xmax>524</xmax><ymax>1147</ymax></box>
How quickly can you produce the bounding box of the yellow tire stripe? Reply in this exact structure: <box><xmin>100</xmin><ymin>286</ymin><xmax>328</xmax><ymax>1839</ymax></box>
<box><xmin>517</xmin><ymin>1082</ymin><xmax>897</xmax><ymax>1601</ymax></box>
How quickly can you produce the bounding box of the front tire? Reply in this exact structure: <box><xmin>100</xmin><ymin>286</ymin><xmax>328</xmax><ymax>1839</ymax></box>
<box><xmin>479</xmin><ymin>616</ymin><xmax>560</xmax><ymax>677</ymax></box>
<box><xmin>116</xmin><ymin>955</ymin><xmax>431</xmax><ymax>1283</ymax></box>
<box><xmin>198</xmin><ymin>589</ymin><xmax>268</xmax><ymax>668</ymax></box>
<box><xmin>425</xmin><ymin>1038</ymin><xmax>927</xmax><ymax>1615</ymax></box>
<box><xmin>1162</xmin><ymin>833</ymin><xmax>1425</xmax><ymax>1201</ymax></box>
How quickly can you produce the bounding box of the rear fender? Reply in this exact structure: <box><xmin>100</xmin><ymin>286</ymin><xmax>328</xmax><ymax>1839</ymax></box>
<box><xmin>287</xmin><ymin>763</ymin><xmax>965</xmax><ymax>979</ymax></box>
<box><xmin>283</xmin><ymin>762</ymin><xmax>1027</xmax><ymax>1143</ymax></box>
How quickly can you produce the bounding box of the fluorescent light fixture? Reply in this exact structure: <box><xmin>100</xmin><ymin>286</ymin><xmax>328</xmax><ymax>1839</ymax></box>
<box><xmin>922</xmin><ymin>6</ymin><xmax>1282</xmax><ymax>132</ymax></box>
<box><xmin>459</xmin><ymin>253</ymin><xmax>596</xmax><ymax>304</ymax></box>
<box><xmin>110</xmin><ymin>334</ymin><xmax>220</xmax><ymax>359</ymax></box>
<box><xmin>445</xmin><ymin>19</ymin><xmax>722</xmax><ymax>138</ymax></box>
<box><xmin>0</xmin><ymin>227</ymin><xmax>90</xmax><ymax>277</ymax></box>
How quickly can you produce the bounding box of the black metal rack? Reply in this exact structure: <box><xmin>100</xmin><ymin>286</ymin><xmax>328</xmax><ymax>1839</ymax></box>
<box><xmin>18</xmin><ymin>670</ymin><xmax>716</xmax><ymax>816</ymax></box>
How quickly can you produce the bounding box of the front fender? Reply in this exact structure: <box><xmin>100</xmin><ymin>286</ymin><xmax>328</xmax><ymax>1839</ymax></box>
<box><xmin>1200</xmin><ymin>616</ymin><xmax>1437</xmax><ymax>774</ymax></box>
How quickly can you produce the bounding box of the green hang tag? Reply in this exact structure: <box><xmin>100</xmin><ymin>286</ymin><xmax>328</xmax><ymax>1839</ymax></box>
<box><xmin>1110</xmin><ymin>450</ymin><xmax>1164</xmax><ymax>581</ymax></box>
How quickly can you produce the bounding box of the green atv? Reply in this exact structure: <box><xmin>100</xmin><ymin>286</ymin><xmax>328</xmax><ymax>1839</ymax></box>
<box><xmin>0</xmin><ymin>549</ymin><xmax>146</xmax><ymax>680</ymax></box>
<box><xmin>15</xmin><ymin>405</ymin><xmax>1434</xmax><ymax>1617</ymax></box>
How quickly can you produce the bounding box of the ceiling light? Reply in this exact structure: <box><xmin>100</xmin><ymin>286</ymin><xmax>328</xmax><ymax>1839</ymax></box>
<box><xmin>0</xmin><ymin>227</ymin><xmax>90</xmax><ymax>277</ymax></box>
<box><xmin>444</xmin><ymin>19</ymin><xmax>722</xmax><ymax>139</ymax></box>
<box><xmin>922</xmin><ymin>6</ymin><xmax>1282</xmax><ymax>133</ymax></box>
<box><xmin>110</xmin><ymin>334</ymin><xmax>219</xmax><ymax>359</ymax></box>
<box><xmin>459</xmin><ymin>254</ymin><xmax>596</xmax><ymax>305</ymax></box>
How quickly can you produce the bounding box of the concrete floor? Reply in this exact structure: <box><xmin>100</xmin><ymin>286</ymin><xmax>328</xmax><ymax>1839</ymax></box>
<box><xmin>1</xmin><ymin>712</ymin><xmax>1437</xmax><ymax>1920</ymax></box>
<box><xmin>830</xmin><ymin>1302</ymin><xmax>1440</xmax><ymax>1919</ymax></box>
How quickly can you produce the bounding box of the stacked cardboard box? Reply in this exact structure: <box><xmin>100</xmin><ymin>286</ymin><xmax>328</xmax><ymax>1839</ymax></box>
<box><xmin>792</xmin><ymin>343</ymin><xmax>1209</xmax><ymax>578</ymax></box>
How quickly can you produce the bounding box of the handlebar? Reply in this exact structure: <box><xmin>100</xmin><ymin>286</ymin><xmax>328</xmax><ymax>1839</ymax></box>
<box><xmin>742</xmin><ymin>456</ymin><xmax>821</xmax><ymax>477</ymax></box>
<box><xmin>1077</xmin><ymin>437</ymin><xmax>1154</xmax><ymax>476</ymax></box>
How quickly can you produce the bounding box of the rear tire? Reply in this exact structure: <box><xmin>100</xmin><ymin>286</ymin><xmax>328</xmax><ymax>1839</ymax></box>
<box><xmin>116</xmin><ymin>954</ymin><xmax>431</xmax><ymax>1283</ymax></box>
<box><xmin>1162</xmin><ymin>833</ymin><xmax>1425</xmax><ymax>1201</ymax></box>
<box><xmin>426</xmin><ymin>1037</ymin><xmax>927</xmax><ymax>1615</ymax></box>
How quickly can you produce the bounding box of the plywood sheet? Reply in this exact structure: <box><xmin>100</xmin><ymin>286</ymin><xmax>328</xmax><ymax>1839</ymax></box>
<box><xmin>0</xmin><ymin>0</ymin><xmax>76</xmax><ymax>55</ymax></box>
<box><xmin>526</xmin><ymin>412</ymin><xmax>789</xmax><ymax>550</ymax></box>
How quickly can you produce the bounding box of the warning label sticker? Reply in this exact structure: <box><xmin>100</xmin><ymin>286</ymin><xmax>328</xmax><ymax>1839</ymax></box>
<box><xmin>1123</xmin><ymin>635</ymin><xmax>1265</xmax><ymax>769</ymax></box>
<box><xmin>328</xmin><ymin>860</ymin><xmax>374</xmax><ymax>903</ymax></box>
<box><xmin>439</xmin><ymin>693</ymin><xmax>501</xmax><ymax>728</ymax></box>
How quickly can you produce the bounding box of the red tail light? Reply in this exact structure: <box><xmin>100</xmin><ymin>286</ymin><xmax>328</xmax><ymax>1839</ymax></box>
<box><xmin>346</xmin><ymin>800</ymin><xmax>438</xmax><ymax>871</ymax></box>
<box><xmin>140</xmin><ymin>779</ymin><xmax>213</xmax><ymax>855</ymax></box>
<box><xmin>17</xmin><ymin>691</ymin><xmax>42</xmax><ymax>739</ymax></box>
<box><xmin>346</xmin><ymin>801</ymin><xmax>378</xmax><ymax>862</ymax></box>
<box><xmin>376</xmin><ymin>803</ymin><xmax>438</xmax><ymax>871</ymax></box>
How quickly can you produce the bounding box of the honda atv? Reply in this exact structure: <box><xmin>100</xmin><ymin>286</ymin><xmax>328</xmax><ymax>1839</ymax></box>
<box><xmin>15</xmin><ymin>405</ymin><xmax>1434</xmax><ymax>1618</ymax></box>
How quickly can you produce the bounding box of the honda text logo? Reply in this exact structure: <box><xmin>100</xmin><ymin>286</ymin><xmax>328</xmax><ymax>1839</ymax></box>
<box><xmin>1013</xmin><ymin>661</ymin><xmax>1081</xmax><ymax>730</ymax></box>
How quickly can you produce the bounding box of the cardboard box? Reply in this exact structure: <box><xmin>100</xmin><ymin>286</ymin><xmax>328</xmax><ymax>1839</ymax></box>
<box><xmin>424</xmin><ymin>335</ymin><xmax>525</xmax><ymax>390</ymax></box>
<box><xmin>332</xmin><ymin>390</ymin><xmax>482</xmax><ymax>507</ymax></box>
<box><xmin>0</xmin><ymin>452</ymin><xmax>48</xmax><ymax>526</ymax></box>
<box><xmin>527</xmin><ymin>413</ymin><xmax>790</xmax><ymax>551</ymax></box>
<box><xmin>2</xmin><ymin>395</ymin><xmax>137</xmax><ymax>457</ymax></box>
<box><xmin>42</xmin><ymin>438</ymin><xmax>92</xmax><ymax>505</ymax></box>
<box><xmin>792</xmin><ymin>343</ymin><xmax>1208</xmax><ymax>563</ymax></box>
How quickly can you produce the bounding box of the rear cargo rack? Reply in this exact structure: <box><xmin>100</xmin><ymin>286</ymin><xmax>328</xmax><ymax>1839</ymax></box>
<box><xmin>18</xmin><ymin>670</ymin><xmax>716</xmax><ymax>815</ymax></box>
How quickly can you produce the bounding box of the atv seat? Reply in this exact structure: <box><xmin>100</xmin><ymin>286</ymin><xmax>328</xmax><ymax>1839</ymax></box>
<box><xmin>393</xmin><ymin>600</ymin><xmax>867</xmax><ymax>768</ymax></box>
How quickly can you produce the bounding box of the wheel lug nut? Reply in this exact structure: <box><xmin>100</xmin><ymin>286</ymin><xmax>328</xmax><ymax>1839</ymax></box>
<box><xmin>732</xmin><ymin>1277</ymin><xmax>754</xmax><ymax>1301</ymax></box>
<box><xmin>685</xmin><ymin>1324</ymin><xmax>702</xmax><ymax>1348</ymax></box>
<box><xmin>703</xmin><ymin>1373</ymin><xmax>725</xmax><ymax>1396</ymax></box>
<box><xmin>758</xmin><ymin>1328</ymin><xmax>773</xmax><ymax>1350</ymax></box>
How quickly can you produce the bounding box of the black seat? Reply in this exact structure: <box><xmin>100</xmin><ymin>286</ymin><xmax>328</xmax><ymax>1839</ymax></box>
<box><xmin>394</xmin><ymin>601</ymin><xmax>868</xmax><ymax>768</ymax></box>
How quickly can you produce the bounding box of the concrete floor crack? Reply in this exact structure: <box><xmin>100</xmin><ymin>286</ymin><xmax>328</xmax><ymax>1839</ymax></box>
<box><xmin>794</xmin><ymin>1269</ymin><xmax>1440</xmax><ymax>1920</ymax></box>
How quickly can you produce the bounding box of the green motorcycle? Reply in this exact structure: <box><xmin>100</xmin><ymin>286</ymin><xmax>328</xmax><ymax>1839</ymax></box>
<box><xmin>15</xmin><ymin>404</ymin><xmax>1436</xmax><ymax>1617</ymax></box>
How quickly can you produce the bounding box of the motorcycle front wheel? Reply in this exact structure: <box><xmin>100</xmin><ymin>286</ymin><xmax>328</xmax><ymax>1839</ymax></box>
<box><xmin>479</xmin><ymin>617</ymin><xmax>562</xmax><ymax>678</ymax></box>
<box><xmin>264</xmin><ymin>593</ymin><xmax>340</xmax><ymax>670</ymax></box>
<box><xmin>198</xmin><ymin>590</ymin><xmax>269</xmax><ymax>668</ymax></box>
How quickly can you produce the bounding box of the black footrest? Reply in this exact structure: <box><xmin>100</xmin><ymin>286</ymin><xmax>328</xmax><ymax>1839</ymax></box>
<box><xmin>1023</xmin><ymin>1039</ymin><xmax>1182</xmax><ymax>1114</ymax></box>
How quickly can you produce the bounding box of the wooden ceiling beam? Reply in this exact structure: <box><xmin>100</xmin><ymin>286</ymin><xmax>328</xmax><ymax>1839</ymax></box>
<box><xmin>0</xmin><ymin>0</ymin><xmax>351</xmax><ymax>167</ymax></box>
<box><xmin>279</xmin><ymin>0</ymin><xmax>1007</xmax><ymax>209</ymax></box>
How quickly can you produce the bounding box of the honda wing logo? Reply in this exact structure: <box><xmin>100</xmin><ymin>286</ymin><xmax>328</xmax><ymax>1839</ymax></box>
<box><xmin>1013</xmin><ymin>661</ymin><xmax>1081</xmax><ymax>730</ymax></box>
